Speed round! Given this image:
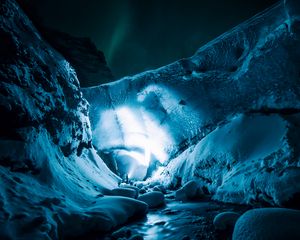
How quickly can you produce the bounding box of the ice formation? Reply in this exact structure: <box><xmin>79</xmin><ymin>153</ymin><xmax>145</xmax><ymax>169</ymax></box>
<box><xmin>1</xmin><ymin>0</ymin><xmax>300</xmax><ymax>238</ymax></box>
<box><xmin>0</xmin><ymin>0</ymin><xmax>147</xmax><ymax>238</ymax></box>
<box><xmin>83</xmin><ymin>0</ymin><xmax>300</xmax><ymax>205</ymax></box>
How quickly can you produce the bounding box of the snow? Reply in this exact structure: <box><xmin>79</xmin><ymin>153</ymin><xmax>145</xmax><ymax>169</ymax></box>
<box><xmin>137</xmin><ymin>192</ymin><xmax>165</xmax><ymax>208</ymax></box>
<box><xmin>0</xmin><ymin>0</ymin><xmax>146</xmax><ymax>238</ymax></box>
<box><xmin>157</xmin><ymin>114</ymin><xmax>300</xmax><ymax>206</ymax></box>
<box><xmin>57</xmin><ymin>196</ymin><xmax>148</xmax><ymax>237</ymax></box>
<box><xmin>83</xmin><ymin>0</ymin><xmax>300</xmax><ymax>187</ymax></box>
<box><xmin>232</xmin><ymin>208</ymin><xmax>300</xmax><ymax>240</ymax></box>
<box><xmin>213</xmin><ymin>212</ymin><xmax>241</xmax><ymax>231</ymax></box>
<box><xmin>175</xmin><ymin>180</ymin><xmax>203</xmax><ymax>201</ymax></box>
<box><xmin>110</xmin><ymin>187</ymin><xmax>137</xmax><ymax>198</ymax></box>
<box><xmin>2</xmin><ymin>0</ymin><xmax>300</xmax><ymax>238</ymax></box>
<box><xmin>153</xmin><ymin>185</ymin><xmax>167</xmax><ymax>194</ymax></box>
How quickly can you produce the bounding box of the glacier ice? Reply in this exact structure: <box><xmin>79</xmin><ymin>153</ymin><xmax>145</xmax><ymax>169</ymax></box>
<box><xmin>83</xmin><ymin>0</ymin><xmax>300</xmax><ymax>205</ymax></box>
<box><xmin>0</xmin><ymin>0</ymin><xmax>147</xmax><ymax>238</ymax></box>
<box><xmin>1</xmin><ymin>0</ymin><xmax>300</xmax><ymax>238</ymax></box>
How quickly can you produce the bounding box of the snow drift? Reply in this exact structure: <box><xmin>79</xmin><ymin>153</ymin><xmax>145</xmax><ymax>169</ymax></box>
<box><xmin>0</xmin><ymin>0</ymin><xmax>147</xmax><ymax>239</ymax></box>
<box><xmin>157</xmin><ymin>114</ymin><xmax>300</xmax><ymax>206</ymax></box>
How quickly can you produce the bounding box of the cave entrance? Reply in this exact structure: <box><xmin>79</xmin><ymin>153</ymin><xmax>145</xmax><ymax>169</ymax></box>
<box><xmin>95</xmin><ymin>106</ymin><xmax>173</xmax><ymax>181</ymax></box>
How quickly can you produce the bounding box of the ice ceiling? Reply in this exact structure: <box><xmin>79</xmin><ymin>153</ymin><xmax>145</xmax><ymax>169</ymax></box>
<box><xmin>82</xmin><ymin>0</ymin><xmax>300</xmax><ymax>182</ymax></box>
<box><xmin>83</xmin><ymin>82</ymin><xmax>203</xmax><ymax>180</ymax></box>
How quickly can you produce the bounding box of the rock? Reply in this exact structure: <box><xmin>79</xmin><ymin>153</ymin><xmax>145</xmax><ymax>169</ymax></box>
<box><xmin>165</xmin><ymin>192</ymin><xmax>176</xmax><ymax>199</ymax></box>
<box><xmin>175</xmin><ymin>188</ymin><xmax>187</xmax><ymax>201</ymax></box>
<box><xmin>120</xmin><ymin>184</ymin><xmax>139</xmax><ymax>197</ymax></box>
<box><xmin>134</xmin><ymin>182</ymin><xmax>144</xmax><ymax>189</ymax></box>
<box><xmin>40</xmin><ymin>27</ymin><xmax>114</xmax><ymax>87</ymax></box>
<box><xmin>139</xmin><ymin>188</ymin><xmax>147</xmax><ymax>194</ymax></box>
<box><xmin>213</xmin><ymin>212</ymin><xmax>241</xmax><ymax>230</ymax></box>
<box><xmin>110</xmin><ymin>187</ymin><xmax>137</xmax><ymax>198</ymax></box>
<box><xmin>153</xmin><ymin>185</ymin><xmax>166</xmax><ymax>194</ymax></box>
<box><xmin>137</xmin><ymin>191</ymin><xmax>165</xmax><ymax>208</ymax></box>
<box><xmin>149</xmin><ymin>181</ymin><xmax>160</xmax><ymax>188</ymax></box>
<box><xmin>182</xmin><ymin>180</ymin><xmax>198</xmax><ymax>198</ymax></box>
<box><xmin>154</xmin><ymin>221</ymin><xmax>166</xmax><ymax>226</ymax></box>
<box><xmin>129</xmin><ymin>234</ymin><xmax>144</xmax><ymax>240</ymax></box>
<box><xmin>233</xmin><ymin>208</ymin><xmax>300</xmax><ymax>240</ymax></box>
<box><xmin>182</xmin><ymin>236</ymin><xmax>191</xmax><ymax>240</ymax></box>
<box><xmin>175</xmin><ymin>180</ymin><xmax>199</xmax><ymax>201</ymax></box>
<box><xmin>195</xmin><ymin>186</ymin><xmax>205</xmax><ymax>198</ymax></box>
<box><xmin>111</xmin><ymin>227</ymin><xmax>132</xmax><ymax>239</ymax></box>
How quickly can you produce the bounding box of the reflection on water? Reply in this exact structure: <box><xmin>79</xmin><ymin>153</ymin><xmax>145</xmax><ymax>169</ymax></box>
<box><xmin>127</xmin><ymin>201</ymin><xmax>238</xmax><ymax>240</ymax></box>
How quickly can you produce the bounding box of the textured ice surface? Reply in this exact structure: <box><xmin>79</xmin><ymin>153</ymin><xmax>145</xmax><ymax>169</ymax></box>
<box><xmin>83</xmin><ymin>0</ymin><xmax>300</xmax><ymax>181</ymax></box>
<box><xmin>84</xmin><ymin>0</ymin><xmax>300</xmax><ymax>204</ymax></box>
<box><xmin>0</xmin><ymin>0</ymin><xmax>147</xmax><ymax>238</ymax></box>
<box><xmin>1</xmin><ymin>0</ymin><xmax>300</xmax><ymax>238</ymax></box>
<box><xmin>157</xmin><ymin>114</ymin><xmax>300</xmax><ymax>206</ymax></box>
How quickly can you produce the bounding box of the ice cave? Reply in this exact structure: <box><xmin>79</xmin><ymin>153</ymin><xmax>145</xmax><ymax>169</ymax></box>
<box><xmin>1</xmin><ymin>0</ymin><xmax>300</xmax><ymax>239</ymax></box>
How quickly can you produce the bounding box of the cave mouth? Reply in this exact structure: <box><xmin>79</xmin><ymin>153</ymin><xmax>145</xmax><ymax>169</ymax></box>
<box><xmin>86</xmin><ymin>82</ymin><xmax>203</xmax><ymax>182</ymax></box>
<box><xmin>95</xmin><ymin>106</ymin><xmax>173</xmax><ymax>181</ymax></box>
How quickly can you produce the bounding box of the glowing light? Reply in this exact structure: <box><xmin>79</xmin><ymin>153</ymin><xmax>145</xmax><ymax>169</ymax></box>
<box><xmin>116</xmin><ymin>106</ymin><xmax>171</xmax><ymax>165</ymax></box>
<box><xmin>94</xmin><ymin>105</ymin><xmax>173</xmax><ymax>180</ymax></box>
<box><xmin>93</xmin><ymin>84</ymin><xmax>194</xmax><ymax>180</ymax></box>
<box><xmin>114</xmin><ymin>149</ymin><xmax>149</xmax><ymax>179</ymax></box>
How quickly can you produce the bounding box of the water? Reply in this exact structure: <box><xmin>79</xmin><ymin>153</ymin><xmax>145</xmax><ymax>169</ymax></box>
<box><xmin>127</xmin><ymin>200</ymin><xmax>247</xmax><ymax>240</ymax></box>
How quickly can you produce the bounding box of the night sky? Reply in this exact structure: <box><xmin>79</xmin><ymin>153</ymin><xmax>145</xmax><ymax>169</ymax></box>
<box><xmin>29</xmin><ymin>0</ymin><xmax>278</xmax><ymax>79</ymax></box>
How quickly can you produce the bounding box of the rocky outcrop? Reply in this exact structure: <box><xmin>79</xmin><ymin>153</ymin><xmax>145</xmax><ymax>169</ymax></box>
<box><xmin>15</xmin><ymin>0</ymin><xmax>115</xmax><ymax>88</ymax></box>
<box><xmin>0</xmin><ymin>0</ymin><xmax>148</xmax><ymax>239</ymax></box>
<box><xmin>41</xmin><ymin>28</ymin><xmax>114</xmax><ymax>87</ymax></box>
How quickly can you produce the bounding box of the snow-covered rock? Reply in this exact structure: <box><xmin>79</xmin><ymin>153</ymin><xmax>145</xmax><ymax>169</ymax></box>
<box><xmin>137</xmin><ymin>191</ymin><xmax>165</xmax><ymax>208</ymax></box>
<box><xmin>153</xmin><ymin>184</ymin><xmax>167</xmax><ymax>194</ymax></box>
<box><xmin>58</xmin><ymin>196</ymin><xmax>148</xmax><ymax>237</ymax></box>
<box><xmin>175</xmin><ymin>180</ymin><xmax>201</xmax><ymax>201</ymax></box>
<box><xmin>111</xmin><ymin>226</ymin><xmax>143</xmax><ymax>240</ymax></box>
<box><xmin>139</xmin><ymin>188</ymin><xmax>147</xmax><ymax>194</ymax></box>
<box><xmin>175</xmin><ymin>188</ymin><xmax>187</xmax><ymax>201</ymax></box>
<box><xmin>111</xmin><ymin>226</ymin><xmax>132</xmax><ymax>239</ymax></box>
<box><xmin>0</xmin><ymin>0</ymin><xmax>149</xmax><ymax>238</ymax></box>
<box><xmin>213</xmin><ymin>212</ymin><xmax>241</xmax><ymax>231</ymax></box>
<box><xmin>129</xmin><ymin>234</ymin><xmax>144</xmax><ymax>240</ymax></box>
<box><xmin>110</xmin><ymin>187</ymin><xmax>137</xmax><ymax>198</ymax></box>
<box><xmin>158</xmin><ymin>114</ymin><xmax>300</xmax><ymax>206</ymax></box>
<box><xmin>120</xmin><ymin>183</ymin><xmax>140</xmax><ymax>196</ymax></box>
<box><xmin>232</xmin><ymin>208</ymin><xmax>300</xmax><ymax>240</ymax></box>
